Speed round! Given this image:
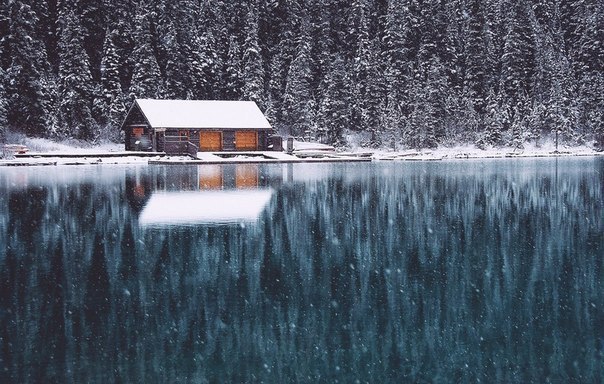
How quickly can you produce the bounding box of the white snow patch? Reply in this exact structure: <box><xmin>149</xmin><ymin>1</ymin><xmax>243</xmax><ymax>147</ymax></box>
<box><xmin>370</xmin><ymin>142</ymin><xmax>602</xmax><ymax>161</ymax></box>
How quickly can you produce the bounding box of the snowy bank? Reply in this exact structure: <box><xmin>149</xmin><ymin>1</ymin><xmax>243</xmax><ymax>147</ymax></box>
<box><xmin>0</xmin><ymin>136</ymin><xmax>601</xmax><ymax>166</ymax></box>
<box><xmin>369</xmin><ymin>142</ymin><xmax>603</xmax><ymax>161</ymax></box>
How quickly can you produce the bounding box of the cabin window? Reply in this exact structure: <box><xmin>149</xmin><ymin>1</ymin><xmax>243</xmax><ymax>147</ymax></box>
<box><xmin>132</xmin><ymin>127</ymin><xmax>144</xmax><ymax>137</ymax></box>
<box><xmin>178</xmin><ymin>130</ymin><xmax>190</xmax><ymax>141</ymax></box>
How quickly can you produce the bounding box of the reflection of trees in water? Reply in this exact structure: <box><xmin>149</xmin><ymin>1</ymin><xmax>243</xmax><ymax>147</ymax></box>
<box><xmin>0</xmin><ymin>161</ymin><xmax>602</xmax><ymax>383</ymax></box>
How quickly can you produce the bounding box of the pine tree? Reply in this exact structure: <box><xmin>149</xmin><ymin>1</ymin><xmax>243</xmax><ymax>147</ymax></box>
<box><xmin>77</xmin><ymin>0</ymin><xmax>105</xmax><ymax>82</ymax></box>
<box><xmin>499</xmin><ymin>1</ymin><xmax>536</xmax><ymax>145</ymax></box>
<box><xmin>546</xmin><ymin>55</ymin><xmax>580</xmax><ymax>146</ymax></box>
<box><xmin>590</xmin><ymin>74</ymin><xmax>604</xmax><ymax>151</ymax></box>
<box><xmin>382</xmin><ymin>89</ymin><xmax>403</xmax><ymax>151</ymax></box>
<box><xmin>242</xmin><ymin>1</ymin><xmax>265</xmax><ymax>108</ymax></box>
<box><xmin>349</xmin><ymin>0</ymin><xmax>382</xmax><ymax>141</ymax></box>
<box><xmin>93</xmin><ymin>28</ymin><xmax>126</xmax><ymax>142</ymax></box>
<box><xmin>480</xmin><ymin>90</ymin><xmax>505</xmax><ymax>147</ymax></box>
<box><xmin>0</xmin><ymin>64</ymin><xmax>7</xmax><ymax>143</ymax></box>
<box><xmin>264</xmin><ymin>0</ymin><xmax>303</xmax><ymax>133</ymax></box>
<box><xmin>500</xmin><ymin>1</ymin><xmax>536</xmax><ymax>105</ymax></box>
<box><xmin>224</xmin><ymin>36</ymin><xmax>244</xmax><ymax>100</ymax></box>
<box><xmin>56</xmin><ymin>5</ymin><xmax>95</xmax><ymax>140</ymax></box>
<box><xmin>38</xmin><ymin>0</ymin><xmax>60</xmax><ymax>72</ymax></box>
<box><xmin>570</xmin><ymin>1</ymin><xmax>604</xmax><ymax>149</ymax></box>
<box><xmin>105</xmin><ymin>0</ymin><xmax>136</xmax><ymax>97</ymax></box>
<box><xmin>129</xmin><ymin>2</ymin><xmax>162</xmax><ymax>99</ymax></box>
<box><xmin>5</xmin><ymin>0</ymin><xmax>53</xmax><ymax>137</ymax></box>
<box><xmin>208</xmin><ymin>0</ymin><xmax>237</xmax><ymax>100</ymax></box>
<box><xmin>381</xmin><ymin>0</ymin><xmax>406</xmax><ymax>147</ymax></box>
<box><xmin>282</xmin><ymin>16</ymin><xmax>314</xmax><ymax>137</ymax></box>
<box><xmin>316</xmin><ymin>56</ymin><xmax>349</xmax><ymax>145</ymax></box>
<box><xmin>463</xmin><ymin>0</ymin><xmax>488</xmax><ymax>114</ymax></box>
<box><xmin>407</xmin><ymin>58</ymin><xmax>447</xmax><ymax>149</ymax></box>
<box><xmin>157</xmin><ymin>12</ymin><xmax>187</xmax><ymax>99</ymax></box>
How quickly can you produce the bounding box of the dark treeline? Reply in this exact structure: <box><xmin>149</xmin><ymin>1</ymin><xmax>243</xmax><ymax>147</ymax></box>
<box><xmin>0</xmin><ymin>0</ymin><xmax>603</xmax><ymax>149</ymax></box>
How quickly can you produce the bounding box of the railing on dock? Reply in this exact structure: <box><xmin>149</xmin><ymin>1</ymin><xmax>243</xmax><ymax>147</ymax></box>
<box><xmin>163</xmin><ymin>136</ymin><xmax>198</xmax><ymax>158</ymax></box>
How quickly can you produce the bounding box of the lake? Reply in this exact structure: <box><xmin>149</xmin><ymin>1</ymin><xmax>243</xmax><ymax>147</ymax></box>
<box><xmin>0</xmin><ymin>158</ymin><xmax>602</xmax><ymax>383</ymax></box>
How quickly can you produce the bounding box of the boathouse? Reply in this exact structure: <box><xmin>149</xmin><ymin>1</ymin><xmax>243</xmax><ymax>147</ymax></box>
<box><xmin>121</xmin><ymin>99</ymin><xmax>273</xmax><ymax>153</ymax></box>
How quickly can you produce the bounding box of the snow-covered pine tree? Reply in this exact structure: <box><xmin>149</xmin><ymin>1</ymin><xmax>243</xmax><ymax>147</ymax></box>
<box><xmin>589</xmin><ymin>75</ymin><xmax>604</xmax><ymax>151</ymax></box>
<box><xmin>382</xmin><ymin>87</ymin><xmax>403</xmax><ymax>151</ymax></box>
<box><xmin>500</xmin><ymin>1</ymin><xmax>536</xmax><ymax>146</ymax></box>
<box><xmin>381</xmin><ymin>0</ymin><xmax>406</xmax><ymax>146</ymax></box>
<box><xmin>282</xmin><ymin>15</ymin><xmax>314</xmax><ymax>138</ymax></box>
<box><xmin>202</xmin><ymin>1</ymin><xmax>233</xmax><ymax>101</ymax></box>
<box><xmin>406</xmin><ymin>0</ymin><xmax>448</xmax><ymax>149</ymax></box>
<box><xmin>224</xmin><ymin>36</ymin><xmax>244</xmax><ymax>100</ymax></box>
<box><xmin>5</xmin><ymin>0</ymin><xmax>53</xmax><ymax>137</ymax></box>
<box><xmin>546</xmin><ymin>54</ymin><xmax>580</xmax><ymax>147</ymax></box>
<box><xmin>38</xmin><ymin>0</ymin><xmax>59</xmax><ymax>72</ymax></box>
<box><xmin>445</xmin><ymin>91</ymin><xmax>481</xmax><ymax>145</ymax></box>
<box><xmin>480</xmin><ymin>89</ymin><xmax>505</xmax><ymax>147</ymax></box>
<box><xmin>407</xmin><ymin>58</ymin><xmax>447</xmax><ymax>149</ymax></box>
<box><xmin>77</xmin><ymin>0</ymin><xmax>105</xmax><ymax>82</ymax></box>
<box><xmin>349</xmin><ymin>0</ymin><xmax>379</xmax><ymax>139</ymax></box>
<box><xmin>242</xmin><ymin>1</ymin><xmax>265</xmax><ymax>109</ymax></box>
<box><xmin>463</xmin><ymin>0</ymin><xmax>488</xmax><ymax>115</ymax></box>
<box><xmin>509</xmin><ymin>96</ymin><xmax>527</xmax><ymax>149</ymax></box>
<box><xmin>156</xmin><ymin>2</ymin><xmax>186</xmax><ymax>99</ymax></box>
<box><xmin>93</xmin><ymin>28</ymin><xmax>126</xmax><ymax>142</ymax></box>
<box><xmin>157</xmin><ymin>0</ymin><xmax>217</xmax><ymax>100</ymax></box>
<box><xmin>0</xmin><ymin>12</ymin><xmax>7</xmax><ymax>142</ymax></box>
<box><xmin>0</xmin><ymin>1</ymin><xmax>7</xmax><ymax>63</ymax></box>
<box><xmin>363</xmin><ymin>38</ymin><xmax>387</xmax><ymax>147</ymax></box>
<box><xmin>0</xmin><ymin>64</ymin><xmax>7</xmax><ymax>143</ymax></box>
<box><xmin>56</xmin><ymin>5</ymin><xmax>95</xmax><ymax>140</ymax></box>
<box><xmin>569</xmin><ymin>0</ymin><xmax>604</xmax><ymax>149</ymax></box>
<box><xmin>105</xmin><ymin>0</ymin><xmax>136</xmax><ymax>95</ymax></box>
<box><xmin>129</xmin><ymin>2</ymin><xmax>162</xmax><ymax>99</ymax></box>
<box><xmin>189</xmin><ymin>0</ymin><xmax>218</xmax><ymax>100</ymax></box>
<box><xmin>263</xmin><ymin>0</ymin><xmax>304</xmax><ymax>133</ymax></box>
<box><xmin>316</xmin><ymin>55</ymin><xmax>348</xmax><ymax>145</ymax></box>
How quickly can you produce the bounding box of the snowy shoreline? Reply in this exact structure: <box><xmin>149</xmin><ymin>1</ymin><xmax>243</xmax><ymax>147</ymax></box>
<box><xmin>1</xmin><ymin>138</ymin><xmax>602</xmax><ymax>166</ymax></box>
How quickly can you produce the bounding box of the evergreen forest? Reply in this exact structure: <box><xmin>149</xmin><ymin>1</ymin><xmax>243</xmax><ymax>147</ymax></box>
<box><xmin>0</xmin><ymin>0</ymin><xmax>602</xmax><ymax>149</ymax></box>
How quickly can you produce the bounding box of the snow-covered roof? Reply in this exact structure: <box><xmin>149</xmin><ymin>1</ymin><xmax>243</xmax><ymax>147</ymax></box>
<box><xmin>138</xmin><ymin>189</ymin><xmax>274</xmax><ymax>226</ymax></box>
<box><xmin>135</xmin><ymin>99</ymin><xmax>272</xmax><ymax>129</ymax></box>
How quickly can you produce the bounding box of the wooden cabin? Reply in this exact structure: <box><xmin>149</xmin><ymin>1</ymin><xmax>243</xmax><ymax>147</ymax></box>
<box><xmin>121</xmin><ymin>99</ymin><xmax>273</xmax><ymax>152</ymax></box>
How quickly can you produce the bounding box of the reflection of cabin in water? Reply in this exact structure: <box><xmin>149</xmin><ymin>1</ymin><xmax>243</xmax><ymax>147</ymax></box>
<box><xmin>162</xmin><ymin>164</ymin><xmax>266</xmax><ymax>190</ymax></box>
<box><xmin>121</xmin><ymin>99</ymin><xmax>273</xmax><ymax>153</ymax></box>
<box><xmin>126</xmin><ymin>163</ymin><xmax>277</xmax><ymax>204</ymax></box>
<box><xmin>127</xmin><ymin>164</ymin><xmax>277</xmax><ymax>226</ymax></box>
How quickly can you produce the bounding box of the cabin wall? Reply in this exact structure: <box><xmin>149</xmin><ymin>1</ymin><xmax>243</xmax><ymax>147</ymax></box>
<box><xmin>129</xmin><ymin>127</ymin><xmax>274</xmax><ymax>152</ymax></box>
<box><xmin>162</xmin><ymin>129</ymin><xmax>273</xmax><ymax>152</ymax></box>
<box><xmin>122</xmin><ymin>106</ymin><xmax>152</xmax><ymax>151</ymax></box>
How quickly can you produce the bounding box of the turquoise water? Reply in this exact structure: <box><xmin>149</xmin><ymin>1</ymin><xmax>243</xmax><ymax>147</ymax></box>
<box><xmin>0</xmin><ymin>159</ymin><xmax>602</xmax><ymax>383</ymax></box>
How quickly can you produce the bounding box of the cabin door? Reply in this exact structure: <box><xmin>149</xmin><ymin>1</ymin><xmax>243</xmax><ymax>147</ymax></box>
<box><xmin>199</xmin><ymin>131</ymin><xmax>222</xmax><ymax>151</ymax></box>
<box><xmin>235</xmin><ymin>131</ymin><xmax>258</xmax><ymax>150</ymax></box>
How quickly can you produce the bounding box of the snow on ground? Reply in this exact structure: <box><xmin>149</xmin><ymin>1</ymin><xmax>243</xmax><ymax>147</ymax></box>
<box><xmin>1</xmin><ymin>135</ymin><xmax>601</xmax><ymax>167</ymax></box>
<box><xmin>10</xmin><ymin>134</ymin><xmax>123</xmax><ymax>154</ymax></box>
<box><xmin>367</xmin><ymin>141</ymin><xmax>602</xmax><ymax>161</ymax></box>
<box><xmin>290</xmin><ymin>140</ymin><xmax>335</xmax><ymax>152</ymax></box>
